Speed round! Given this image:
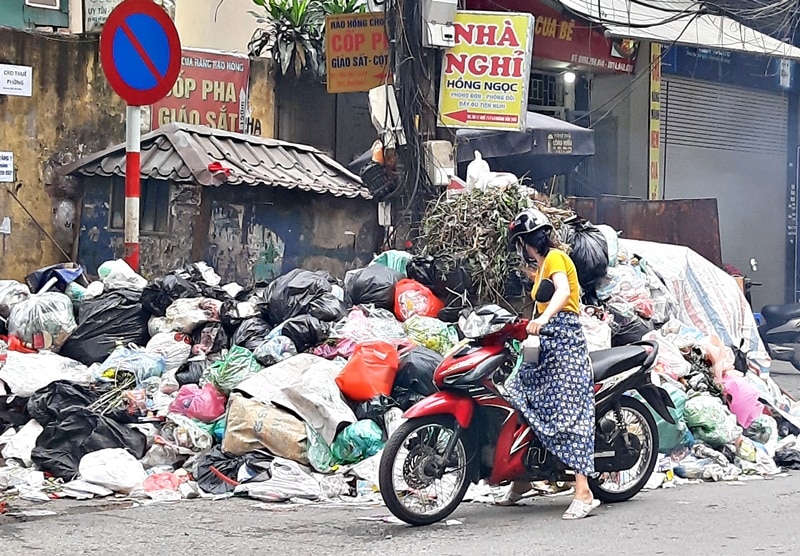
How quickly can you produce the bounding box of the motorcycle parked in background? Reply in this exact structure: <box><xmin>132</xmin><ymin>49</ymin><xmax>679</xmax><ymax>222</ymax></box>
<box><xmin>745</xmin><ymin>258</ymin><xmax>800</xmax><ymax>371</ymax></box>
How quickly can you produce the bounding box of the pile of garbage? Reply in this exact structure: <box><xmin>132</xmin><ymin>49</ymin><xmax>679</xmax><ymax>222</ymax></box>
<box><xmin>577</xmin><ymin>235</ymin><xmax>800</xmax><ymax>486</ymax></box>
<box><xmin>0</xmin><ymin>257</ymin><xmax>461</xmax><ymax>504</ymax></box>
<box><xmin>2</xmin><ymin>192</ymin><xmax>800</xmax><ymax>508</ymax></box>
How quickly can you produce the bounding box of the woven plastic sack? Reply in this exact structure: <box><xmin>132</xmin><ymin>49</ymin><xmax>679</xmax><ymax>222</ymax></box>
<box><xmin>331</xmin><ymin>420</ymin><xmax>385</xmax><ymax>465</ymax></box>
<box><xmin>335</xmin><ymin>341</ymin><xmax>399</xmax><ymax>402</ymax></box>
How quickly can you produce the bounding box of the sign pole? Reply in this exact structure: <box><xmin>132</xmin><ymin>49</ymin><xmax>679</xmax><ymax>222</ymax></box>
<box><xmin>124</xmin><ymin>104</ymin><xmax>141</xmax><ymax>271</ymax></box>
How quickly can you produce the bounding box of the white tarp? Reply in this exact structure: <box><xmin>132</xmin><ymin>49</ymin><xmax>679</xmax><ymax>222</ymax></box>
<box><xmin>619</xmin><ymin>238</ymin><xmax>764</xmax><ymax>356</ymax></box>
<box><xmin>559</xmin><ymin>0</ymin><xmax>800</xmax><ymax>60</ymax></box>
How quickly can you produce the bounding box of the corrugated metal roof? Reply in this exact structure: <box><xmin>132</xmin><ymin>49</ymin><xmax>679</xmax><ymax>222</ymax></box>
<box><xmin>59</xmin><ymin>123</ymin><xmax>372</xmax><ymax>199</ymax></box>
<box><xmin>559</xmin><ymin>0</ymin><xmax>800</xmax><ymax>60</ymax></box>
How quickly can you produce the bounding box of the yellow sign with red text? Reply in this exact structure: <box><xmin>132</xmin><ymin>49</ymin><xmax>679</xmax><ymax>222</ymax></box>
<box><xmin>648</xmin><ymin>43</ymin><xmax>662</xmax><ymax>200</ymax></box>
<box><xmin>438</xmin><ymin>12</ymin><xmax>535</xmax><ymax>131</ymax></box>
<box><xmin>325</xmin><ymin>13</ymin><xmax>390</xmax><ymax>93</ymax></box>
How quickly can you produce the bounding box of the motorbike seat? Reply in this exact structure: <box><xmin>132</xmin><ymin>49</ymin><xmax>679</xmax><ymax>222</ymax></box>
<box><xmin>590</xmin><ymin>345</ymin><xmax>649</xmax><ymax>383</ymax></box>
<box><xmin>762</xmin><ymin>304</ymin><xmax>800</xmax><ymax>325</ymax></box>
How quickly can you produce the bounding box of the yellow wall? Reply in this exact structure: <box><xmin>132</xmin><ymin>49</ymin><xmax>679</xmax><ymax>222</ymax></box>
<box><xmin>175</xmin><ymin>0</ymin><xmax>261</xmax><ymax>53</ymax></box>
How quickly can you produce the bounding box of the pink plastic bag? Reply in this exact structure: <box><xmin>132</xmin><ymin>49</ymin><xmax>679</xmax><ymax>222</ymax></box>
<box><xmin>721</xmin><ymin>372</ymin><xmax>764</xmax><ymax>429</ymax></box>
<box><xmin>143</xmin><ymin>472</ymin><xmax>186</xmax><ymax>493</ymax></box>
<box><xmin>168</xmin><ymin>383</ymin><xmax>227</xmax><ymax>423</ymax></box>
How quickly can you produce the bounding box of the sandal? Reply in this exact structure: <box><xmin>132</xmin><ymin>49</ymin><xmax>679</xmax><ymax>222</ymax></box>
<box><xmin>561</xmin><ymin>498</ymin><xmax>601</xmax><ymax>520</ymax></box>
<box><xmin>494</xmin><ymin>483</ymin><xmax>539</xmax><ymax>506</ymax></box>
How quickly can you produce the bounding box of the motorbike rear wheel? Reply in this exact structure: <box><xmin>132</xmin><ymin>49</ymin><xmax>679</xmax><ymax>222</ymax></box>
<box><xmin>379</xmin><ymin>416</ymin><xmax>476</xmax><ymax>526</ymax></box>
<box><xmin>589</xmin><ymin>396</ymin><xmax>659</xmax><ymax>504</ymax></box>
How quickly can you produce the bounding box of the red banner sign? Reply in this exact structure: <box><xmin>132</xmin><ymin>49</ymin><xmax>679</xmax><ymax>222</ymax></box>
<box><xmin>151</xmin><ymin>48</ymin><xmax>251</xmax><ymax>133</ymax></box>
<box><xmin>466</xmin><ymin>0</ymin><xmax>637</xmax><ymax>74</ymax></box>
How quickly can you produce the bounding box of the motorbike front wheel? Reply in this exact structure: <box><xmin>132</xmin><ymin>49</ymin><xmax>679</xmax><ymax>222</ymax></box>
<box><xmin>378</xmin><ymin>416</ymin><xmax>476</xmax><ymax>526</ymax></box>
<box><xmin>589</xmin><ymin>396</ymin><xmax>659</xmax><ymax>504</ymax></box>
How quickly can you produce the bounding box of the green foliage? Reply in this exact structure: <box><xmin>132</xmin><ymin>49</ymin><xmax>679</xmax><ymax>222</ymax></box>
<box><xmin>248</xmin><ymin>0</ymin><xmax>366</xmax><ymax>79</ymax></box>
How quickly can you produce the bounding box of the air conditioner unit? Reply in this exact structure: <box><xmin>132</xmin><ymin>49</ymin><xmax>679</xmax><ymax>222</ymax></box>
<box><xmin>424</xmin><ymin>140</ymin><xmax>454</xmax><ymax>186</ymax></box>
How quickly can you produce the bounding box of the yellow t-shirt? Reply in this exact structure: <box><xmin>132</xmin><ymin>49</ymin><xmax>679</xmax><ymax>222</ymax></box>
<box><xmin>532</xmin><ymin>249</ymin><xmax>581</xmax><ymax>315</ymax></box>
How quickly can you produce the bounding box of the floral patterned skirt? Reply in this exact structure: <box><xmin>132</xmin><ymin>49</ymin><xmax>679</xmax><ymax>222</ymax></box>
<box><xmin>505</xmin><ymin>311</ymin><xmax>595</xmax><ymax>475</ymax></box>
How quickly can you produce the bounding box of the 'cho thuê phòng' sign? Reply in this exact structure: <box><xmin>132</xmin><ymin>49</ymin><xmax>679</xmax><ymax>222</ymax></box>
<box><xmin>438</xmin><ymin>11</ymin><xmax>534</xmax><ymax>131</ymax></box>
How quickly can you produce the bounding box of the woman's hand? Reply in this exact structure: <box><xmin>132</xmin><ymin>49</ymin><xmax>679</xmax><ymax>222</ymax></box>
<box><xmin>526</xmin><ymin>316</ymin><xmax>550</xmax><ymax>336</ymax></box>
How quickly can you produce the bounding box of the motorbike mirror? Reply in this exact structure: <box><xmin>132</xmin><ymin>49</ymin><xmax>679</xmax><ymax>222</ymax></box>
<box><xmin>536</xmin><ymin>279</ymin><xmax>555</xmax><ymax>303</ymax></box>
<box><xmin>749</xmin><ymin>258</ymin><xmax>758</xmax><ymax>272</ymax></box>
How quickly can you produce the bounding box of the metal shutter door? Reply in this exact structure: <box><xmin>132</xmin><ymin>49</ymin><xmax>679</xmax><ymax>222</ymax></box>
<box><xmin>660</xmin><ymin>76</ymin><xmax>788</xmax><ymax>154</ymax></box>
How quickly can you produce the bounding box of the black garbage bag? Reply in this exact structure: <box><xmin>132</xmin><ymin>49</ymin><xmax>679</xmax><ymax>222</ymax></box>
<box><xmin>220</xmin><ymin>299</ymin><xmax>260</xmax><ymax>335</ymax></box>
<box><xmin>406</xmin><ymin>256</ymin><xmax>474</xmax><ymax>303</ymax></box>
<box><xmin>0</xmin><ymin>395</ymin><xmax>30</xmax><ymax>431</ymax></box>
<box><xmin>563</xmin><ymin>219</ymin><xmax>609</xmax><ymax>289</ymax></box>
<box><xmin>27</xmin><ymin>380</ymin><xmax>99</xmax><ymax>427</ymax></box>
<box><xmin>345</xmin><ymin>265</ymin><xmax>403</xmax><ymax>310</ymax></box>
<box><xmin>263</xmin><ymin>269</ymin><xmax>337</xmax><ymax>326</ymax></box>
<box><xmin>609</xmin><ymin>309</ymin><xmax>654</xmax><ymax>347</ymax></box>
<box><xmin>394</xmin><ymin>347</ymin><xmax>441</xmax><ymax>398</ymax></box>
<box><xmin>60</xmin><ymin>289</ymin><xmax>151</xmax><ymax>365</ymax></box>
<box><xmin>231</xmin><ymin>317</ymin><xmax>272</xmax><ymax>352</ymax></box>
<box><xmin>281</xmin><ymin>315</ymin><xmax>331</xmax><ymax>352</ymax></box>
<box><xmin>775</xmin><ymin>447</ymin><xmax>800</xmax><ymax>470</ymax></box>
<box><xmin>31</xmin><ymin>406</ymin><xmax>147</xmax><ymax>480</ymax></box>
<box><xmin>141</xmin><ymin>272</ymin><xmax>199</xmax><ymax>317</ymax></box>
<box><xmin>354</xmin><ymin>395</ymin><xmax>398</xmax><ymax>435</ymax></box>
<box><xmin>195</xmin><ymin>446</ymin><xmax>274</xmax><ymax>495</ymax></box>
<box><xmin>176</xmin><ymin>358</ymin><xmax>209</xmax><ymax>386</ymax></box>
<box><xmin>308</xmin><ymin>295</ymin><xmax>347</xmax><ymax>322</ymax></box>
<box><xmin>393</xmin><ymin>388</ymin><xmax>426</xmax><ymax>411</ymax></box>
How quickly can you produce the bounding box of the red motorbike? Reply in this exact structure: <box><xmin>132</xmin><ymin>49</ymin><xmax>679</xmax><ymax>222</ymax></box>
<box><xmin>378</xmin><ymin>304</ymin><xmax>675</xmax><ymax>526</ymax></box>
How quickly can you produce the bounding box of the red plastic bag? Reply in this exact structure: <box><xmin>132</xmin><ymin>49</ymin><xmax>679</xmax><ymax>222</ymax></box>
<box><xmin>394</xmin><ymin>279</ymin><xmax>444</xmax><ymax>322</ymax></box>
<box><xmin>335</xmin><ymin>341</ymin><xmax>399</xmax><ymax>402</ymax></box>
<box><xmin>168</xmin><ymin>383</ymin><xmax>227</xmax><ymax>423</ymax></box>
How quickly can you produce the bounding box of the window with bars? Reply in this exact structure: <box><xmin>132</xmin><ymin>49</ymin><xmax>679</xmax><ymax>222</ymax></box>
<box><xmin>109</xmin><ymin>178</ymin><xmax>171</xmax><ymax>233</ymax></box>
<box><xmin>529</xmin><ymin>73</ymin><xmax>564</xmax><ymax>107</ymax></box>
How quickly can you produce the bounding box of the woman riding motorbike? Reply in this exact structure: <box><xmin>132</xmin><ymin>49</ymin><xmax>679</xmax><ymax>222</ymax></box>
<box><xmin>498</xmin><ymin>209</ymin><xmax>599</xmax><ymax>520</ymax></box>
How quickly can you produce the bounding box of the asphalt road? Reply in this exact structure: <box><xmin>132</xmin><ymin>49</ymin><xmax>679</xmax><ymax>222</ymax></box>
<box><xmin>2</xmin><ymin>363</ymin><xmax>799</xmax><ymax>556</ymax></box>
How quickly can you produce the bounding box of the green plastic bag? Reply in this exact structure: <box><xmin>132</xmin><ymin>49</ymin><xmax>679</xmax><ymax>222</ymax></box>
<box><xmin>634</xmin><ymin>383</ymin><xmax>691</xmax><ymax>453</ymax></box>
<box><xmin>371</xmin><ymin>250</ymin><xmax>413</xmax><ymax>276</ymax></box>
<box><xmin>404</xmin><ymin>315</ymin><xmax>459</xmax><ymax>355</ymax></box>
<box><xmin>307</xmin><ymin>425</ymin><xmax>335</xmax><ymax>473</ymax></box>
<box><xmin>197</xmin><ymin>416</ymin><xmax>227</xmax><ymax>443</ymax></box>
<box><xmin>331</xmin><ymin>420</ymin><xmax>385</xmax><ymax>465</ymax></box>
<box><xmin>685</xmin><ymin>394</ymin><xmax>742</xmax><ymax>448</ymax></box>
<box><xmin>205</xmin><ymin>345</ymin><xmax>263</xmax><ymax>393</ymax></box>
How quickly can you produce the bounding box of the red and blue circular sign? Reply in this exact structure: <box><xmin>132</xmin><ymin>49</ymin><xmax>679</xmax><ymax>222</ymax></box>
<box><xmin>100</xmin><ymin>0</ymin><xmax>181</xmax><ymax>106</ymax></box>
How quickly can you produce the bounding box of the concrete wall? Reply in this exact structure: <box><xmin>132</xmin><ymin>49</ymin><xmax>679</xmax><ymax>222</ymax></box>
<box><xmin>78</xmin><ymin>180</ymin><xmax>381</xmax><ymax>285</ymax></box>
<box><xmin>0</xmin><ymin>28</ymin><xmax>126</xmax><ymax>282</ymax></box>
<box><xmin>174</xmin><ymin>0</ymin><xmax>259</xmax><ymax>54</ymax></box>
<box><xmin>0</xmin><ymin>26</ymin><xmax>276</xmax><ymax>282</ymax></box>
<box><xmin>589</xmin><ymin>43</ymin><xmax>651</xmax><ymax>198</ymax></box>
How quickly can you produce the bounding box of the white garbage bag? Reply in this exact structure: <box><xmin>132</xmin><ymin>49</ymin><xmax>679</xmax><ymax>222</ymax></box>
<box><xmin>234</xmin><ymin>458</ymin><xmax>321</xmax><ymax>502</ymax></box>
<box><xmin>146</xmin><ymin>332</ymin><xmax>192</xmax><ymax>373</ymax></box>
<box><xmin>0</xmin><ymin>350</ymin><xmax>91</xmax><ymax>397</ymax></box>
<box><xmin>78</xmin><ymin>448</ymin><xmax>147</xmax><ymax>494</ymax></box>
<box><xmin>97</xmin><ymin>259</ymin><xmax>148</xmax><ymax>291</ymax></box>
<box><xmin>1</xmin><ymin>420</ymin><xmax>43</xmax><ymax>467</ymax></box>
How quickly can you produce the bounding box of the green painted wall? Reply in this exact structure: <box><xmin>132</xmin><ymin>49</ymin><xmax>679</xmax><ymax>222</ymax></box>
<box><xmin>0</xmin><ymin>0</ymin><xmax>69</xmax><ymax>29</ymax></box>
